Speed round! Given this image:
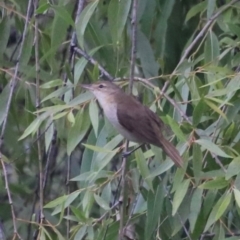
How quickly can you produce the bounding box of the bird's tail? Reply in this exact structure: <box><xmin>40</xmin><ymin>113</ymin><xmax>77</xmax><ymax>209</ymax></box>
<box><xmin>160</xmin><ymin>138</ymin><xmax>183</xmax><ymax>167</ymax></box>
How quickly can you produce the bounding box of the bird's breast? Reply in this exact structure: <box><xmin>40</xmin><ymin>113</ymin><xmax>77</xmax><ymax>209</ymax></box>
<box><xmin>103</xmin><ymin>102</ymin><xmax>140</xmax><ymax>142</ymax></box>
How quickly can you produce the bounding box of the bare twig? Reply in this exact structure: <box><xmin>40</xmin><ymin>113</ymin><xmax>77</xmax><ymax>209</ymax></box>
<box><xmin>128</xmin><ymin>0</ymin><xmax>138</xmax><ymax>94</ymax></box>
<box><xmin>0</xmin><ymin>1</ymin><xmax>34</xmax><ymax>239</ymax></box>
<box><xmin>162</xmin><ymin>0</ymin><xmax>240</xmax><ymax>93</ymax></box>
<box><xmin>94</xmin><ymin>200</ymin><xmax>121</xmax><ymax>225</ymax></box>
<box><xmin>162</xmin><ymin>181</ymin><xmax>192</xmax><ymax>240</ymax></box>
<box><xmin>34</xmin><ymin>0</ymin><xmax>45</xmax><ymax>230</ymax></box>
<box><xmin>73</xmin><ymin>46</ymin><xmax>114</xmax><ymax>80</ymax></box>
<box><xmin>119</xmin><ymin>1</ymin><xmax>138</xmax><ymax>239</ymax></box>
<box><xmin>65</xmin><ymin>1</ymin><xmax>87</xmax><ymax>237</ymax></box>
<box><xmin>132</xmin><ymin>77</ymin><xmax>191</xmax><ymax>124</ymax></box>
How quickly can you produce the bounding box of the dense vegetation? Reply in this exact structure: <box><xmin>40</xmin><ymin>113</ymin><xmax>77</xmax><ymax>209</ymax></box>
<box><xmin>1</xmin><ymin>0</ymin><xmax>240</xmax><ymax>239</ymax></box>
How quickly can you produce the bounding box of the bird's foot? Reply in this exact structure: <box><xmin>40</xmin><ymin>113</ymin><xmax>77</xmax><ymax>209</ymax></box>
<box><xmin>122</xmin><ymin>144</ymin><xmax>144</xmax><ymax>158</ymax></box>
<box><xmin>122</xmin><ymin>150</ymin><xmax>132</xmax><ymax>158</ymax></box>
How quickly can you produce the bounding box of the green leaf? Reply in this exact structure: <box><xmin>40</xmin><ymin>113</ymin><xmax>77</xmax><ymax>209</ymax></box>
<box><xmin>226</xmin><ymin>157</ymin><xmax>240</xmax><ymax>180</ymax></box>
<box><xmin>207</xmin><ymin>0</ymin><xmax>216</xmax><ymax>19</ymax></box>
<box><xmin>193</xmin><ymin>143</ymin><xmax>202</xmax><ymax>184</ymax></box>
<box><xmin>41</xmin><ymin>86</ymin><xmax>72</xmax><ymax>103</ymax></box>
<box><xmin>70</xmin><ymin>206</ymin><xmax>87</xmax><ymax>222</ymax></box>
<box><xmin>52</xmin><ymin>192</ymin><xmax>81</xmax><ymax>215</ymax></box>
<box><xmin>204</xmin><ymin>30</ymin><xmax>220</xmax><ymax>64</ymax></box>
<box><xmin>147</xmin><ymin>159</ymin><xmax>173</xmax><ymax>178</ymax></box>
<box><xmin>76</xmin><ymin>1</ymin><xmax>99</xmax><ymax>48</ymax></box>
<box><xmin>40</xmin><ymin>79</ymin><xmax>63</xmax><ymax>88</ymax></box>
<box><xmin>51</xmin><ymin>5</ymin><xmax>75</xmax><ymax>27</ymax></box>
<box><xmin>74</xmin><ymin>226</ymin><xmax>87</xmax><ymax>240</ymax></box>
<box><xmin>108</xmin><ymin>0</ymin><xmax>131</xmax><ymax>44</ymax></box>
<box><xmin>233</xmin><ymin>188</ymin><xmax>240</xmax><ymax>208</ymax></box>
<box><xmin>44</xmin><ymin>119</ymin><xmax>54</xmax><ymax>152</ymax></box>
<box><xmin>204</xmin><ymin>99</ymin><xmax>227</xmax><ymax>119</ymax></box>
<box><xmin>67</xmin><ymin>111</ymin><xmax>75</xmax><ymax>125</ymax></box>
<box><xmin>50</xmin><ymin>3</ymin><xmax>71</xmax><ymax>71</ymax></box>
<box><xmin>18</xmin><ymin>118</ymin><xmax>42</xmax><ymax>140</ymax></box>
<box><xmin>74</xmin><ymin>58</ymin><xmax>89</xmax><ymax>85</ymax></box>
<box><xmin>195</xmin><ymin>139</ymin><xmax>231</xmax><ymax>158</ymax></box>
<box><xmin>20</xmin><ymin>30</ymin><xmax>34</xmax><ymax>69</ymax></box>
<box><xmin>0</xmin><ymin>83</ymin><xmax>11</xmax><ymax>127</ymax></box>
<box><xmin>155</xmin><ymin>0</ymin><xmax>174</xmax><ymax>58</ymax></box>
<box><xmin>68</xmin><ymin>92</ymin><xmax>93</xmax><ymax>107</ymax></box>
<box><xmin>145</xmin><ymin>184</ymin><xmax>164</xmax><ymax>239</ymax></box>
<box><xmin>0</xmin><ymin>17</ymin><xmax>10</xmax><ymax>62</ymax></box>
<box><xmin>65</xmin><ymin>192</ymin><xmax>81</xmax><ymax>208</ymax></box>
<box><xmin>93</xmin><ymin>134</ymin><xmax>123</xmax><ymax>171</ymax></box>
<box><xmin>36</xmin><ymin>2</ymin><xmax>50</xmax><ymax>14</ymax></box>
<box><xmin>200</xmin><ymin>169</ymin><xmax>225</xmax><ymax>178</ymax></box>
<box><xmin>67</xmin><ymin>108</ymin><xmax>90</xmax><ymax>155</ymax></box>
<box><xmin>193</xmin><ymin>99</ymin><xmax>205</xmax><ymax>126</ymax></box>
<box><xmin>135</xmin><ymin>149</ymin><xmax>153</xmax><ymax>191</ymax></box>
<box><xmin>94</xmin><ymin>194</ymin><xmax>110</xmax><ymax>210</ymax></box>
<box><xmin>71</xmin><ymin>172</ymin><xmax>90</xmax><ymax>182</ymax></box>
<box><xmin>185</xmin><ymin>1</ymin><xmax>207</xmax><ymax>22</ymax></box>
<box><xmin>189</xmin><ymin>188</ymin><xmax>203</xmax><ymax>232</ymax></box>
<box><xmin>89</xmin><ymin>100</ymin><xmax>99</xmax><ymax>137</ymax></box>
<box><xmin>199</xmin><ymin>178</ymin><xmax>229</xmax><ymax>190</ymax></box>
<box><xmin>53</xmin><ymin>111</ymin><xmax>68</xmax><ymax>120</ymax></box>
<box><xmin>44</xmin><ymin>195</ymin><xmax>68</xmax><ymax>208</ymax></box>
<box><xmin>165</xmin><ymin>115</ymin><xmax>186</xmax><ymax>142</ymax></box>
<box><xmin>204</xmin><ymin>192</ymin><xmax>232</xmax><ymax>232</ymax></box>
<box><xmin>172</xmin><ymin>179</ymin><xmax>190</xmax><ymax>216</ymax></box>
<box><xmin>137</xmin><ymin>30</ymin><xmax>159</xmax><ymax>78</ymax></box>
<box><xmin>74</xmin><ymin>46</ymin><xmax>104</xmax><ymax>85</ymax></box>
<box><xmin>171</xmin><ymin>167</ymin><xmax>186</xmax><ymax>193</ymax></box>
<box><xmin>82</xmin><ymin>144</ymin><xmax>114</xmax><ymax>153</ymax></box>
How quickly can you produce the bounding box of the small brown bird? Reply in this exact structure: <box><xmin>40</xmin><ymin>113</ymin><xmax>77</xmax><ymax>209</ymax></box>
<box><xmin>81</xmin><ymin>81</ymin><xmax>183</xmax><ymax>167</ymax></box>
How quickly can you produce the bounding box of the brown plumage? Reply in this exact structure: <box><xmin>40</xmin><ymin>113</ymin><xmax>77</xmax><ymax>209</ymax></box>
<box><xmin>81</xmin><ymin>81</ymin><xmax>183</xmax><ymax>167</ymax></box>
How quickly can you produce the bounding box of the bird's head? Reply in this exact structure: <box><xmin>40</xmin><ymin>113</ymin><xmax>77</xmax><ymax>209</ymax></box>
<box><xmin>81</xmin><ymin>81</ymin><xmax>122</xmax><ymax>105</ymax></box>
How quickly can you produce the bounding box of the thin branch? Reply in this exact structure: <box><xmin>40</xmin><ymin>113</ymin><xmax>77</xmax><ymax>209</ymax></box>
<box><xmin>0</xmin><ymin>161</ymin><xmax>22</xmax><ymax>240</ymax></box>
<box><xmin>128</xmin><ymin>0</ymin><xmax>138</xmax><ymax>94</ymax></box>
<box><xmin>0</xmin><ymin>0</ymin><xmax>34</xmax><ymax>239</ymax></box>
<box><xmin>162</xmin><ymin>182</ymin><xmax>192</xmax><ymax>240</ymax></box>
<box><xmin>119</xmin><ymin>1</ymin><xmax>138</xmax><ymax>239</ymax></box>
<box><xmin>73</xmin><ymin>46</ymin><xmax>113</xmax><ymax>80</ymax></box>
<box><xmin>34</xmin><ymin>0</ymin><xmax>44</xmax><ymax>229</ymax></box>
<box><xmin>103</xmin><ymin>173</ymin><xmax>123</xmax><ymax>239</ymax></box>
<box><xmin>131</xmin><ymin>77</ymin><xmax>191</xmax><ymax>124</ymax></box>
<box><xmin>162</xmin><ymin>0</ymin><xmax>240</xmax><ymax>93</ymax></box>
<box><xmin>69</xmin><ymin>0</ymin><xmax>86</xmax><ymax>50</ymax></box>
<box><xmin>65</xmin><ymin>1</ymin><xmax>87</xmax><ymax>237</ymax></box>
<box><xmin>94</xmin><ymin>200</ymin><xmax>121</xmax><ymax>225</ymax></box>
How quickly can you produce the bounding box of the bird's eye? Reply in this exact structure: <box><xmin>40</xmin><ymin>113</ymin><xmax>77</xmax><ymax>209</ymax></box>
<box><xmin>99</xmin><ymin>84</ymin><xmax>104</xmax><ymax>88</ymax></box>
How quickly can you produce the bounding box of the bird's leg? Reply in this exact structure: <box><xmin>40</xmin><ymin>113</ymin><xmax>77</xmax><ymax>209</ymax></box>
<box><xmin>122</xmin><ymin>144</ymin><xmax>144</xmax><ymax>157</ymax></box>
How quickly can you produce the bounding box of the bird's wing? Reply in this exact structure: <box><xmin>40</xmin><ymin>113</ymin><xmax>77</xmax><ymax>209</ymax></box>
<box><xmin>116</xmin><ymin>95</ymin><xmax>164</xmax><ymax>145</ymax></box>
<box><xmin>117</xmin><ymin>95</ymin><xmax>183</xmax><ymax>167</ymax></box>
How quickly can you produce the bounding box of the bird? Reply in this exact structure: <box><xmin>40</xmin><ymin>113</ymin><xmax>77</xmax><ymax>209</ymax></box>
<box><xmin>81</xmin><ymin>80</ymin><xmax>183</xmax><ymax>167</ymax></box>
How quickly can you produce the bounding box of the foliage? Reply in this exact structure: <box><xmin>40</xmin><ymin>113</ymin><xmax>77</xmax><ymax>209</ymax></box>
<box><xmin>1</xmin><ymin>0</ymin><xmax>240</xmax><ymax>239</ymax></box>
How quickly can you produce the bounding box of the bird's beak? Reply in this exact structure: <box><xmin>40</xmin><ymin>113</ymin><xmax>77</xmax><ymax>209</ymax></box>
<box><xmin>81</xmin><ymin>84</ymin><xmax>94</xmax><ymax>91</ymax></box>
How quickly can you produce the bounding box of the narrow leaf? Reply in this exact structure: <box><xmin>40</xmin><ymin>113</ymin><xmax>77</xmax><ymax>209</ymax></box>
<box><xmin>199</xmin><ymin>178</ymin><xmax>229</xmax><ymax>190</ymax></box>
<box><xmin>94</xmin><ymin>194</ymin><xmax>110</xmax><ymax>210</ymax></box>
<box><xmin>195</xmin><ymin>139</ymin><xmax>231</xmax><ymax>158</ymax></box>
<box><xmin>67</xmin><ymin>108</ymin><xmax>90</xmax><ymax>155</ymax></box>
<box><xmin>76</xmin><ymin>1</ymin><xmax>99</xmax><ymax>48</ymax></box>
<box><xmin>108</xmin><ymin>0</ymin><xmax>131</xmax><ymax>44</ymax></box>
<box><xmin>135</xmin><ymin>149</ymin><xmax>153</xmax><ymax>191</ymax></box>
<box><xmin>204</xmin><ymin>192</ymin><xmax>232</xmax><ymax>232</ymax></box>
<box><xmin>226</xmin><ymin>157</ymin><xmax>240</xmax><ymax>180</ymax></box>
<box><xmin>172</xmin><ymin>179</ymin><xmax>190</xmax><ymax>216</ymax></box>
<box><xmin>89</xmin><ymin>100</ymin><xmax>99</xmax><ymax>137</ymax></box>
<box><xmin>233</xmin><ymin>188</ymin><xmax>240</xmax><ymax>208</ymax></box>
